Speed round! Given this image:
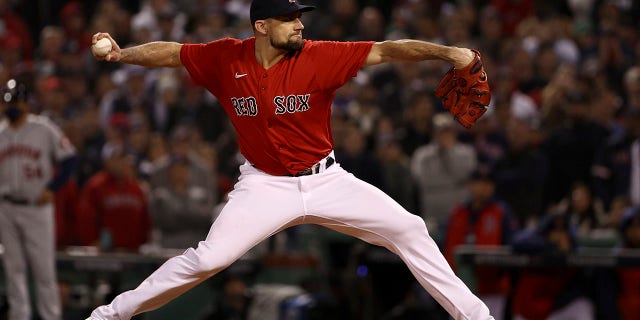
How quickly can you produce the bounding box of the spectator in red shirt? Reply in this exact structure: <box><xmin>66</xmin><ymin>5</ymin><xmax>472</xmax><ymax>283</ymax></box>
<box><xmin>76</xmin><ymin>141</ymin><xmax>151</xmax><ymax>252</ymax></box>
<box><xmin>443</xmin><ymin>168</ymin><xmax>515</xmax><ymax>320</ymax></box>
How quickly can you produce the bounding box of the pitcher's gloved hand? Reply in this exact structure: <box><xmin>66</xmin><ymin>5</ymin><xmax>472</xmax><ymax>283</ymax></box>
<box><xmin>435</xmin><ymin>50</ymin><xmax>491</xmax><ymax>128</ymax></box>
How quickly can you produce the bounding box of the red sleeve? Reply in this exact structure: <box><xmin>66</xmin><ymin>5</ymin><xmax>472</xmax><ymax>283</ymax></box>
<box><xmin>180</xmin><ymin>38</ymin><xmax>241</xmax><ymax>90</ymax></box>
<box><xmin>304</xmin><ymin>41</ymin><xmax>374</xmax><ymax>90</ymax></box>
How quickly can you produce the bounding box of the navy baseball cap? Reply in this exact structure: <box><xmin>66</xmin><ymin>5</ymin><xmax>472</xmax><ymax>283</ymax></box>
<box><xmin>250</xmin><ymin>0</ymin><xmax>315</xmax><ymax>24</ymax></box>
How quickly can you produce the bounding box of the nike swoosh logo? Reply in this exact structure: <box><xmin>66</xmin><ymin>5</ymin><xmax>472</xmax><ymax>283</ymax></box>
<box><xmin>235</xmin><ymin>72</ymin><xmax>247</xmax><ymax>79</ymax></box>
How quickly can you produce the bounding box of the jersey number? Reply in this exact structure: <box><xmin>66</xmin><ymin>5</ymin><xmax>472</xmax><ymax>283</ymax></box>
<box><xmin>23</xmin><ymin>164</ymin><xmax>43</xmax><ymax>180</ymax></box>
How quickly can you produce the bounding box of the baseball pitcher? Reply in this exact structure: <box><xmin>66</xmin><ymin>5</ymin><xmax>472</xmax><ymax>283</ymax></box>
<box><xmin>87</xmin><ymin>0</ymin><xmax>492</xmax><ymax>319</ymax></box>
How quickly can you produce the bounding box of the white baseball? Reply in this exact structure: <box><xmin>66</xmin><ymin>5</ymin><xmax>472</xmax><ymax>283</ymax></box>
<box><xmin>92</xmin><ymin>38</ymin><xmax>112</xmax><ymax>56</ymax></box>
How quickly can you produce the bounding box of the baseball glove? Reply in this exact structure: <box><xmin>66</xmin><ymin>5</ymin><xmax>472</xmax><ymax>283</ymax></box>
<box><xmin>435</xmin><ymin>50</ymin><xmax>491</xmax><ymax>128</ymax></box>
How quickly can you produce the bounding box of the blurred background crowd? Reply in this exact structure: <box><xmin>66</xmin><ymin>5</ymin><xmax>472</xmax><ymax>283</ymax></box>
<box><xmin>2</xmin><ymin>0</ymin><xmax>640</xmax><ymax>319</ymax></box>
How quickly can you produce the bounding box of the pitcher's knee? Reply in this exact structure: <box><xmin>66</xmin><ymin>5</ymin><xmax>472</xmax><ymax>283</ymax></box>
<box><xmin>184</xmin><ymin>243</ymin><xmax>238</xmax><ymax>275</ymax></box>
<box><xmin>394</xmin><ymin>214</ymin><xmax>429</xmax><ymax>240</ymax></box>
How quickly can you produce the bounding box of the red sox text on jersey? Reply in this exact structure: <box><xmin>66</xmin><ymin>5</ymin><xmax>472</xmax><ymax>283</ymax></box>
<box><xmin>181</xmin><ymin>38</ymin><xmax>374</xmax><ymax>176</ymax></box>
<box><xmin>229</xmin><ymin>94</ymin><xmax>310</xmax><ymax>117</ymax></box>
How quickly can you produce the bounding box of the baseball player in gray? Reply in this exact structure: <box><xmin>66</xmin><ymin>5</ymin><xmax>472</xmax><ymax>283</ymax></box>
<box><xmin>0</xmin><ymin>79</ymin><xmax>78</xmax><ymax>320</ymax></box>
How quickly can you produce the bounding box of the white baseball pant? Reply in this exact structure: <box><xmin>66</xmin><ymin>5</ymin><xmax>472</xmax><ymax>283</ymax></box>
<box><xmin>0</xmin><ymin>202</ymin><xmax>61</xmax><ymax>320</ymax></box>
<box><xmin>90</xmin><ymin>160</ymin><xmax>493</xmax><ymax>320</ymax></box>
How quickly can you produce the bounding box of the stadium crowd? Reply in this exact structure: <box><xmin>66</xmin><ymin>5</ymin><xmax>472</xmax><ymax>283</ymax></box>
<box><xmin>2</xmin><ymin>0</ymin><xmax>640</xmax><ymax>319</ymax></box>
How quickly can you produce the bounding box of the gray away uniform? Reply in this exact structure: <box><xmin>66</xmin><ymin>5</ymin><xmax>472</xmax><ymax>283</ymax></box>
<box><xmin>0</xmin><ymin>115</ymin><xmax>76</xmax><ymax>320</ymax></box>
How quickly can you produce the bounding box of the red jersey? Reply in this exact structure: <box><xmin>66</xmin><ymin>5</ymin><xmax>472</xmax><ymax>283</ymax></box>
<box><xmin>180</xmin><ymin>38</ymin><xmax>374</xmax><ymax>176</ymax></box>
<box><xmin>76</xmin><ymin>171</ymin><xmax>151</xmax><ymax>251</ymax></box>
<box><xmin>444</xmin><ymin>203</ymin><xmax>510</xmax><ymax>295</ymax></box>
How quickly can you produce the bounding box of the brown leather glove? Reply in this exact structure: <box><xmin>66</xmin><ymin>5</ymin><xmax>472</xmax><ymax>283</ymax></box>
<box><xmin>435</xmin><ymin>50</ymin><xmax>491</xmax><ymax>128</ymax></box>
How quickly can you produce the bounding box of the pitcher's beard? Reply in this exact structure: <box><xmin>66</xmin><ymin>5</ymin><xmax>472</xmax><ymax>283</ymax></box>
<box><xmin>271</xmin><ymin>36</ymin><xmax>304</xmax><ymax>51</ymax></box>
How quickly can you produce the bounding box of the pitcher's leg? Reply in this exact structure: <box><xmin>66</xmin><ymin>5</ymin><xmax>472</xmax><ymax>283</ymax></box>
<box><xmin>304</xmin><ymin>169</ymin><xmax>493</xmax><ymax>320</ymax></box>
<box><xmin>90</xmin><ymin>172</ymin><xmax>305</xmax><ymax>320</ymax></box>
<box><xmin>21</xmin><ymin>206</ymin><xmax>61</xmax><ymax>320</ymax></box>
<box><xmin>0</xmin><ymin>207</ymin><xmax>31</xmax><ymax>320</ymax></box>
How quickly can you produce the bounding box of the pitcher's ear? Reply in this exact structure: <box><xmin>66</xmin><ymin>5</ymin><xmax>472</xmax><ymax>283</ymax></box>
<box><xmin>254</xmin><ymin>20</ymin><xmax>268</xmax><ymax>35</ymax></box>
